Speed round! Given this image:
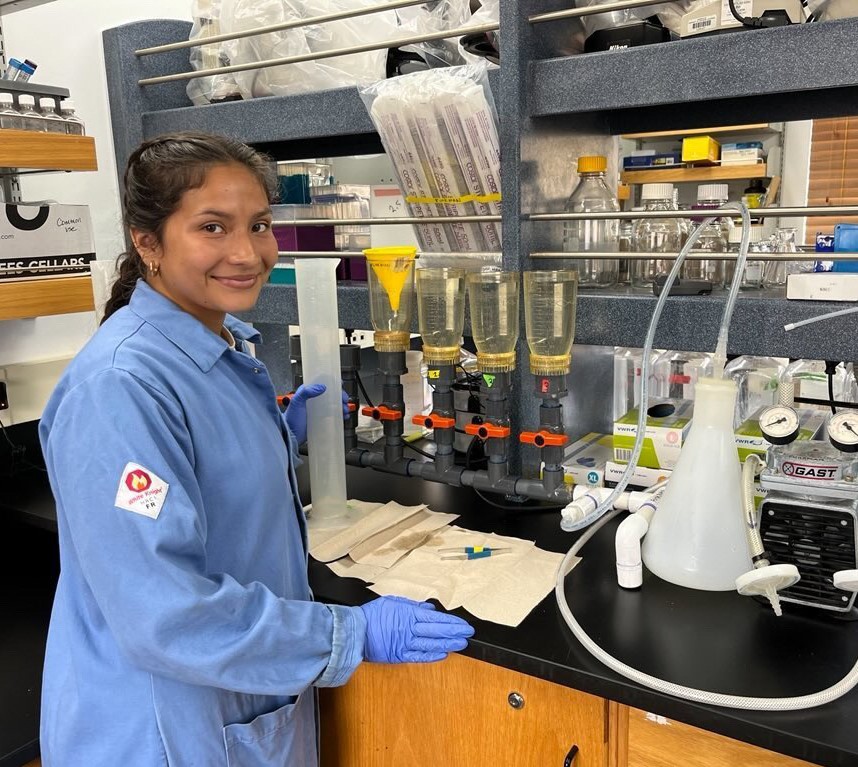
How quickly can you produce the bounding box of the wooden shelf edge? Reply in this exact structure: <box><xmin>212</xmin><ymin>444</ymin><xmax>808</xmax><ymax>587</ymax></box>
<box><xmin>621</xmin><ymin>123</ymin><xmax>782</xmax><ymax>140</ymax></box>
<box><xmin>0</xmin><ymin>129</ymin><xmax>97</xmax><ymax>172</ymax></box>
<box><xmin>0</xmin><ymin>276</ymin><xmax>95</xmax><ymax>320</ymax></box>
<box><xmin>620</xmin><ymin>165</ymin><xmax>769</xmax><ymax>184</ymax></box>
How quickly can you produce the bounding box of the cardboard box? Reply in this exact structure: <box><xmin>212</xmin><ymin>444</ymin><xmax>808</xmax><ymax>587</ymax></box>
<box><xmin>556</xmin><ymin>432</ymin><xmax>613</xmax><ymax>487</ymax></box>
<box><xmin>605</xmin><ymin>461</ymin><xmax>672</xmax><ymax>490</ymax></box>
<box><xmin>0</xmin><ymin>203</ymin><xmax>95</xmax><ymax>282</ymax></box>
<box><xmin>613</xmin><ymin>399</ymin><xmax>693</xmax><ymax>470</ymax></box>
<box><xmin>735</xmin><ymin>406</ymin><xmax>827</xmax><ymax>462</ymax></box>
<box><xmin>787</xmin><ymin>273</ymin><xmax>858</xmax><ymax>302</ymax></box>
<box><xmin>681</xmin><ymin>135</ymin><xmax>720</xmax><ymax>165</ymax></box>
<box><xmin>721</xmin><ymin>148</ymin><xmax>764</xmax><ymax>166</ymax></box>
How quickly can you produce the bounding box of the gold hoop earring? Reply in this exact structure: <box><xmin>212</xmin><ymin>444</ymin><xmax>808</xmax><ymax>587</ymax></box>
<box><xmin>148</xmin><ymin>261</ymin><xmax>161</xmax><ymax>277</ymax></box>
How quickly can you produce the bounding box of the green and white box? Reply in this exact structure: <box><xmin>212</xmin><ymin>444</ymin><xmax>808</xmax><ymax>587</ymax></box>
<box><xmin>559</xmin><ymin>433</ymin><xmax>613</xmax><ymax>487</ymax></box>
<box><xmin>613</xmin><ymin>399</ymin><xmax>693</xmax><ymax>470</ymax></box>
<box><xmin>734</xmin><ymin>406</ymin><xmax>827</xmax><ymax>461</ymax></box>
<box><xmin>605</xmin><ymin>461</ymin><xmax>672</xmax><ymax>490</ymax></box>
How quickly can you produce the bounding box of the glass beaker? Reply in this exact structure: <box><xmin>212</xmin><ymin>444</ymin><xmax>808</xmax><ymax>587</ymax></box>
<box><xmin>466</xmin><ymin>271</ymin><xmax>520</xmax><ymax>373</ymax></box>
<box><xmin>364</xmin><ymin>247</ymin><xmax>417</xmax><ymax>353</ymax></box>
<box><xmin>523</xmin><ymin>270</ymin><xmax>578</xmax><ymax>376</ymax></box>
<box><xmin>416</xmin><ymin>267</ymin><xmax>466</xmax><ymax>366</ymax></box>
<box><xmin>762</xmin><ymin>227</ymin><xmax>804</xmax><ymax>290</ymax></box>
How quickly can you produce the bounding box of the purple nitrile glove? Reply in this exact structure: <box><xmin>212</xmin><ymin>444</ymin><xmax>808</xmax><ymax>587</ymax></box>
<box><xmin>285</xmin><ymin>384</ymin><xmax>350</xmax><ymax>444</ymax></box>
<box><xmin>360</xmin><ymin>596</ymin><xmax>475</xmax><ymax>663</ymax></box>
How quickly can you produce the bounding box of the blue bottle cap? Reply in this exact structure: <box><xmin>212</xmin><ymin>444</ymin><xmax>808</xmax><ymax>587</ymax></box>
<box><xmin>19</xmin><ymin>63</ymin><xmax>35</xmax><ymax>74</ymax></box>
<box><xmin>8</xmin><ymin>58</ymin><xmax>22</xmax><ymax>67</ymax></box>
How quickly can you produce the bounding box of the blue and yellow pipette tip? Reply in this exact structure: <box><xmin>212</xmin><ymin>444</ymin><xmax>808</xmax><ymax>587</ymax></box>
<box><xmin>439</xmin><ymin>546</ymin><xmax>512</xmax><ymax>561</ymax></box>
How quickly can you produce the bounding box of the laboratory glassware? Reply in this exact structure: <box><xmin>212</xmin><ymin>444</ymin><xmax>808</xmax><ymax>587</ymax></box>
<box><xmin>562</xmin><ymin>155</ymin><xmax>619</xmax><ymax>288</ymax></box>
<box><xmin>294</xmin><ymin>258</ymin><xmax>348</xmax><ymax>523</ymax></box>
<box><xmin>763</xmin><ymin>226</ymin><xmax>804</xmax><ymax>289</ymax></box>
<box><xmin>416</xmin><ymin>267</ymin><xmax>466</xmax><ymax>366</ymax></box>
<box><xmin>0</xmin><ymin>93</ymin><xmax>22</xmax><ymax>130</ymax></box>
<box><xmin>60</xmin><ymin>100</ymin><xmax>85</xmax><ymax>135</ymax></box>
<box><xmin>727</xmin><ymin>225</ymin><xmax>768</xmax><ymax>289</ymax></box>
<box><xmin>16</xmin><ymin>94</ymin><xmax>45</xmax><ymax>131</ymax></box>
<box><xmin>682</xmin><ymin>184</ymin><xmax>728</xmax><ymax>286</ymax></box>
<box><xmin>365</xmin><ymin>246</ymin><xmax>417</xmax><ymax>353</ymax></box>
<box><xmin>632</xmin><ymin>183</ymin><xmax>682</xmax><ymax>288</ymax></box>
<box><xmin>466</xmin><ymin>271</ymin><xmax>520</xmax><ymax>373</ymax></box>
<box><xmin>642</xmin><ymin>376</ymin><xmax>753</xmax><ymax>590</ymax></box>
<box><xmin>724</xmin><ymin>355</ymin><xmax>786</xmax><ymax>428</ymax></box>
<box><xmin>39</xmin><ymin>98</ymin><xmax>66</xmax><ymax>133</ymax></box>
<box><xmin>523</xmin><ymin>270</ymin><xmax>578</xmax><ymax>376</ymax></box>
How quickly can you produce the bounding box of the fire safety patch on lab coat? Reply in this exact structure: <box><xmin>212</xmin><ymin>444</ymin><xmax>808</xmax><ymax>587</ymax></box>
<box><xmin>114</xmin><ymin>462</ymin><xmax>169</xmax><ymax>519</ymax></box>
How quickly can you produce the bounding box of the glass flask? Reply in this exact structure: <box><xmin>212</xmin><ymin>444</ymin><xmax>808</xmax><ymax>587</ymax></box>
<box><xmin>562</xmin><ymin>155</ymin><xmax>619</xmax><ymax>288</ymax></box>
<box><xmin>466</xmin><ymin>271</ymin><xmax>520</xmax><ymax>373</ymax></box>
<box><xmin>523</xmin><ymin>270</ymin><xmax>578</xmax><ymax>376</ymax></box>
<box><xmin>365</xmin><ymin>247</ymin><xmax>417</xmax><ymax>353</ymax></box>
<box><xmin>631</xmin><ymin>183</ymin><xmax>682</xmax><ymax>288</ymax></box>
<box><xmin>416</xmin><ymin>267</ymin><xmax>466</xmax><ymax>366</ymax></box>
<box><xmin>683</xmin><ymin>184</ymin><xmax>728</xmax><ymax>286</ymax></box>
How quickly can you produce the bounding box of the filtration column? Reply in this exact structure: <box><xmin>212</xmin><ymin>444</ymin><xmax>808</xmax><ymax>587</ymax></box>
<box><xmin>361</xmin><ymin>247</ymin><xmax>417</xmax><ymax>467</ymax></box>
<box><xmin>519</xmin><ymin>270</ymin><xmax>578</xmax><ymax>495</ymax></box>
<box><xmin>412</xmin><ymin>268</ymin><xmax>466</xmax><ymax>474</ymax></box>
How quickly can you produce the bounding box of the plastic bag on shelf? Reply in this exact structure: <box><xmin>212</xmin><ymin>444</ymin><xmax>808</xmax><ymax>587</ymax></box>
<box><xmin>219</xmin><ymin>0</ymin><xmax>398</xmax><ymax>99</ymax></box>
<box><xmin>395</xmin><ymin>0</ymin><xmax>473</xmax><ymax>68</ymax></box>
<box><xmin>360</xmin><ymin>62</ymin><xmax>502</xmax><ymax>267</ymax></box>
<box><xmin>186</xmin><ymin>0</ymin><xmax>241</xmax><ymax>105</ymax></box>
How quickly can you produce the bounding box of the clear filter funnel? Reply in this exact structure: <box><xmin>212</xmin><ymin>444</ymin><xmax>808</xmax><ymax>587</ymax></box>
<box><xmin>416</xmin><ymin>267</ymin><xmax>466</xmax><ymax>366</ymax></box>
<box><xmin>466</xmin><ymin>271</ymin><xmax>520</xmax><ymax>373</ymax></box>
<box><xmin>365</xmin><ymin>246</ymin><xmax>417</xmax><ymax>353</ymax></box>
<box><xmin>295</xmin><ymin>258</ymin><xmax>348</xmax><ymax>523</ymax></box>
<box><xmin>641</xmin><ymin>377</ymin><xmax>752</xmax><ymax>590</ymax></box>
<box><xmin>523</xmin><ymin>270</ymin><xmax>578</xmax><ymax>376</ymax></box>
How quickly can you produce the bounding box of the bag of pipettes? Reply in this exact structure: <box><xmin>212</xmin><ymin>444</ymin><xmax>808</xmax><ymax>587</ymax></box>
<box><xmin>359</xmin><ymin>62</ymin><xmax>502</xmax><ymax>268</ymax></box>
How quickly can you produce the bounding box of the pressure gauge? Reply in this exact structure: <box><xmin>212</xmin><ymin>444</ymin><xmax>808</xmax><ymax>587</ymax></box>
<box><xmin>759</xmin><ymin>405</ymin><xmax>801</xmax><ymax>445</ymax></box>
<box><xmin>828</xmin><ymin>411</ymin><xmax>858</xmax><ymax>453</ymax></box>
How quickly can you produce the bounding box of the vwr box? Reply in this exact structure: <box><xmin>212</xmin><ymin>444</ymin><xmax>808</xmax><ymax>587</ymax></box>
<box><xmin>558</xmin><ymin>432</ymin><xmax>613</xmax><ymax>487</ymax></box>
<box><xmin>613</xmin><ymin>399</ymin><xmax>693</xmax><ymax>470</ymax></box>
<box><xmin>0</xmin><ymin>204</ymin><xmax>95</xmax><ymax>282</ymax></box>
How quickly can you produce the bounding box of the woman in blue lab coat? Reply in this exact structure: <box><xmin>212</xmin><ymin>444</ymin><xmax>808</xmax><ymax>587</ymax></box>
<box><xmin>38</xmin><ymin>132</ymin><xmax>473</xmax><ymax>766</ymax></box>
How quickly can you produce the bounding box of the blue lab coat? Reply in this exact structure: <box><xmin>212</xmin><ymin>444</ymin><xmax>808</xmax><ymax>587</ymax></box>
<box><xmin>38</xmin><ymin>280</ymin><xmax>366</xmax><ymax>766</ymax></box>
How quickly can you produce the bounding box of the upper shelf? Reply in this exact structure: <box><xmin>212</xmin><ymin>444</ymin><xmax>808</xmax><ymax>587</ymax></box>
<box><xmin>244</xmin><ymin>282</ymin><xmax>858</xmax><ymax>361</ymax></box>
<box><xmin>620</xmin><ymin>164</ymin><xmax>768</xmax><ymax>184</ymax></box>
<box><xmin>621</xmin><ymin>124</ymin><xmax>783</xmax><ymax>140</ymax></box>
<box><xmin>0</xmin><ymin>276</ymin><xmax>94</xmax><ymax>321</ymax></box>
<box><xmin>530</xmin><ymin>18</ymin><xmax>858</xmax><ymax>129</ymax></box>
<box><xmin>0</xmin><ymin>130</ymin><xmax>98</xmax><ymax>172</ymax></box>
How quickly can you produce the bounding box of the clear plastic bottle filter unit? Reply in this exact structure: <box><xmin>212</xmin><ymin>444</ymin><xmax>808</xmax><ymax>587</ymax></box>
<box><xmin>16</xmin><ymin>95</ymin><xmax>45</xmax><ymax>131</ymax></box>
<box><xmin>0</xmin><ymin>93</ymin><xmax>22</xmax><ymax>130</ymax></box>
<box><xmin>466</xmin><ymin>271</ymin><xmax>520</xmax><ymax>373</ymax></box>
<box><xmin>631</xmin><ymin>183</ymin><xmax>682</xmax><ymax>288</ymax></box>
<box><xmin>682</xmin><ymin>184</ymin><xmax>728</xmax><ymax>286</ymax></box>
<box><xmin>38</xmin><ymin>97</ymin><xmax>66</xmax><ymax>133</ymax></box>
<box><xmin>60</xmin><ymin>100</ymin><xmax>85</xmax><ymax>135</ymax></box>
<box><xmin>416</xmin><ymin>267</ymin><xmax>466</xmax><ymax>366</ymax></box>
<box><xmin>724</xmin><ymin>355</ymin><xmax>786</xmax><ymax>428</ymax></box>
<box><xmin>523</xmin><ymin>270</ymin><xmax>578</xmax><ymax>376</ymax></box>
<box><xmin>364</xmin><ymin>247</ymin><xmax>417</xmax><ymax>353</ymax></box>
<box><xmin>641</xmin><ymin>377</ymin><xmax>753</xmax><ymax>590</ymax></box>
<box><xmin>562</xmin><ymin>155</ymin><xmax>620</xmax><ymax>288</ymax></box>
<box><xmin>295</xmin><ymin>258</ymin><xmax>348</xmax><ymax>523</ymax></box>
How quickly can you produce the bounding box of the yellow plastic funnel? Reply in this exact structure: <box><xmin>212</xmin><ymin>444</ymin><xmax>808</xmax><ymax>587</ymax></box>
<box><xmin>364</xmin><ymin>246</ymin><xmax>417</xmax><ymax>312</ymax></box>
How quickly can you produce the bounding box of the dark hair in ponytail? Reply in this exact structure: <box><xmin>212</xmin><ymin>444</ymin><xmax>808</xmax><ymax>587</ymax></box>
<box><xmin>101</xmin><ymin>132</ymin><xmax>277</xmax><ymax>323</ymax></box>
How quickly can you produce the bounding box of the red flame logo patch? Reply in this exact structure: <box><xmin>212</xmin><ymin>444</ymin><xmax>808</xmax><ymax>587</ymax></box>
<box><xmin>125</xmin><ymin>469</ymin><xmax>151</xmax><ymax>492</ymax></box>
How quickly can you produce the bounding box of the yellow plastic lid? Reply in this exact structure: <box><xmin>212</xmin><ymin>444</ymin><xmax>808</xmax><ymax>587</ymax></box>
<box><xmin>577</xmin><ymin>155</ymin><xmax>607</xmax><ymax>174</ymax></box>
<box><xmin>363</xmin><ymin>246</ymin><xmax>417</xmax><ymax>312</ymax></box>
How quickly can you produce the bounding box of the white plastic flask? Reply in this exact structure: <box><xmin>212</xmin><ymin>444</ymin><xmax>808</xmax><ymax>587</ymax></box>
<box><xmin>641</xmin><ymin>377</ymin><xmax>752</xmax><ymax>590</ymax></box>
<box><xmin>295</xmin><ymin>258</ymin><xmax>348</xmax><ymax>523</ymax></box>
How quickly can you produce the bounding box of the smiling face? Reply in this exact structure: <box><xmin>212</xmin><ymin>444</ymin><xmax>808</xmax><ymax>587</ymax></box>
<box><xmin>132</xmin><ymin>162</ymin><xmax>277</xmax><ymax>334</ymax></box>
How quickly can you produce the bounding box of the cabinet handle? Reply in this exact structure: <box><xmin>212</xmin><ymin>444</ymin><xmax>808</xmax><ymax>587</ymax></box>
<box><xmin>563</xmin><ymin>744</ymin><xmax>579</xmax><ymax>766</ymax></box>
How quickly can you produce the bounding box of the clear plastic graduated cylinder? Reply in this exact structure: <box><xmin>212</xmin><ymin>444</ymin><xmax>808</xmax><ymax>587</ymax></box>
<box><xmin>295</xmin><ymin>258</ymin><xmax>348</xmax><ymax>522</ymax></box>
<box><xmin>365</xmin><ymin>247</ymin><xmax>417</xmax><ymax>353</ymax></box>
<box><xmin>416</xmin><ymin>267</ymin><xmax>466</xmax><ymax>366</ymax></box>
<box><xmin>524</xmin><ymin>270</ymin><xmax>578</xmax><ymax>376</ymax></box>
<box><xmin>466</xmin><ymin>271</ymin><xmax>519</xmax><ymax>373</ymax></box>
<box><xmin>641</xmin><ymin>377</ymin><xmax>752</xmax><ymax>590</ymax></box>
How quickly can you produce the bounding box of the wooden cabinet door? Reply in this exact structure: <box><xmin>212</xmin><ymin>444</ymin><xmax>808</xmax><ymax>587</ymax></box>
<box><xmin>320</xmin><ymin>653</ymin><xmax>615</xmax><ymax>767</ymax></box>
<box><xmin>626</xmin><ymin>708</ymin><xmax>819</xmax><ymax>767</ymax></box>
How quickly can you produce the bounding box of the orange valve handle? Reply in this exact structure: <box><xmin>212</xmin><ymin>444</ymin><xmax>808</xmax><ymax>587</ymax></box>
<box><xmin>276</xmin><ymin>392</ymin><xmax>295</xmax><ymax>408</ymax></box>
<box><xmin>361</xmin><ymin>405</ymin><xmax>403</xmax><ymax>422</ymax></box>
<box><xmin>464</xmin><ymin>422</ymin><xmax>511</xmax><ymax>440</ymax></box>
<box><xmin>412</xmin><ymin>413</ymin><xmax>456</xmax><ymax>430</ymax></box>
<box><xmin>347</xmin><ymin>402</ymin><xmax>357</xmax><ymax>413</ymax></box>
<box><xmin>520</xmin><ymin>431</ymin><xmax>569</xmax><ymax>448</ymax></box>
